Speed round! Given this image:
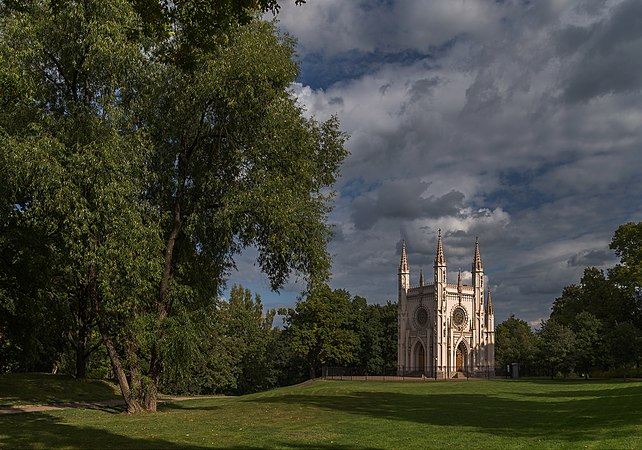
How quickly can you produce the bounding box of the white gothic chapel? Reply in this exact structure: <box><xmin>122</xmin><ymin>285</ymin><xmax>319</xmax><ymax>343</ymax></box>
<box><xmin>397</xmin><ymin>232</ymin><xmax>495</xmax><ymax>378</ymax></box>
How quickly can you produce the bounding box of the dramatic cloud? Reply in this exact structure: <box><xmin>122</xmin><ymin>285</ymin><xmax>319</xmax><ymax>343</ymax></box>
<box><xmin>351</xmin><ymin>181</ymin><xmax>465</xmax><ymax>230</ymax></box>
<box><xmin>229</xmin><ymin>0</ymin><xmax>642</xmax><ymax>327</ymax></box>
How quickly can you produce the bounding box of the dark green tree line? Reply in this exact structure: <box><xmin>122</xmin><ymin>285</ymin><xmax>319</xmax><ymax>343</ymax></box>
<box><xmin>280</xmin><ymin>285</ymin><xmax>397</xmax><ymax>379</ymax></box>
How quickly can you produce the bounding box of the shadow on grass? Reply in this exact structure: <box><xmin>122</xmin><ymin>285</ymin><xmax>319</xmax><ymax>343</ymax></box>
<box><xmin>247</xmin><ymin>383</ymin><xmax>642</xmax><ymax>443</ymax></box>
<box><xmin>159</xmin><ymin>402</ymin><xmax>222</xmax><ymax>412</ymax></box>
<box><xmin>78</xmin><ymin>403</ymin><xmax>127</xmax><ymax>414</ymax></box>
<box><xmin>0</xmin><ymin>411</ymin><xmax>206</xmax><ymax>449</ymax></box>
<box><xmin>0</xmin><ymin>373</ymin><xmax>120</xmax><ymax>407</ymax></box>
<box><xmin>221</xmin><ymin>443</ymin><xmax>381</xmax><ymax>450</ymax></box>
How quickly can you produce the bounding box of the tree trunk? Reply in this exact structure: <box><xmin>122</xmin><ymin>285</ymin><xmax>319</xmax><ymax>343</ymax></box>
<box><xmin>98</xmin><ymin>320</ymin><xmax>144</xmax><ymax>413</ymax></box>
<box><xmin>144</xmin><ymin>136</ymin><xmax>190</xmax><ymax>412</ymax></box>
<box><xmin>157</xmin><ymin>138</ymin><xmax>187</xmax><ymax>321</ymax></box>
<box><xmin>75</xmin><ymin>345</ymin><xmax>87</xmax><ymax>379</ymax></box>
<box><xmin>73</xmin><ymin>282</ymin><xmax>91</xmax><ymax>379</ymax></box>
<box><xmin>144</xmin><ymin>380</ymin><xmax>158</xmax><ymax>412</ymax></box>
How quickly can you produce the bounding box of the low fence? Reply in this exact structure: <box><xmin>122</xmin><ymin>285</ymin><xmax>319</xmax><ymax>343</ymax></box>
<box><xmin>323</xmin><ymin>365</ymin><xmax>497</xmax><ymax>380</ymax></box>
<box><xmin>322</xmin><ymin>364</ymin><xmax>640</xmax><ymax>380</ymax></box>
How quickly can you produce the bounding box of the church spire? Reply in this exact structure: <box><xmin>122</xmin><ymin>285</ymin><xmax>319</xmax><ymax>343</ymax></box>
<box><xmin>400</xmin><ymin>240</ymin><xmax>409</xmax><ymax>273</ymax></box>
<box><xmin>457</xmin><ymin>270</ymin><xmax>462</xmax><ymax>292</ymax></box>
<box><xmin>487</xmin><ymin>288</ymin><xmax>494</xmax><ymax>315</ymax></box>
<box><xmin>419</xmin><ymin>269</ymin><xmax>424</xmax><ymax>287</ymax></box>
<box><xmin>473</xmin><ymin>237</ymin><xmax>483</xmax><ymax>272</ymax></box>
<box><xmin>434</xmin><ymin>229</ymin><xmax>446</xmax><ymax>266</ymax></box>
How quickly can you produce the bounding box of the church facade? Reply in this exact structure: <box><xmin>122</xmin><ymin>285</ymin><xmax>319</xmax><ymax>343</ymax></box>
<box><xmin>397</xmin><ymin>232</ymin><xmax>495</xmax><ymax>378</ymax></box>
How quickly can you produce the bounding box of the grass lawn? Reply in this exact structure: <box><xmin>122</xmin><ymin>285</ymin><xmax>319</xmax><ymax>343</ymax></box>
<box><xmin>1</xmin><ymin>377</ymin><xmax>642</xmax><ymax>449</ymax></box>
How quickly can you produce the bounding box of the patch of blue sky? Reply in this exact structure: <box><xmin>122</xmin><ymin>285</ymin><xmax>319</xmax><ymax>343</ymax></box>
<box><xmin>482</xmin><ymin>150</ymin><xmax>588</xmax><ymax>213</ymax></box>
<box><xmin>483</xmin><ymin>168</ymin><xmax>556</xmax><ymax>213</ymax></box>
<box><xmin>359</xmin><ymin>0</ymin><xmax>395</xmax><ymax>12</ymax></box>
<box><xmin>339</xmin><ymin>176</ymin><xmax>381</xmax><ymax>201</ymax></box>
<box><xmin>297</xmin><ymin>48</ymin><xmax>432</xmax><ymax>90</ymax></box>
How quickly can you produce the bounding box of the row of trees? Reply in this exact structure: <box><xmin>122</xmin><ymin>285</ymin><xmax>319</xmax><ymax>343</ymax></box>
<box><xmin>0</xmin><ymin>281</ymin><xmax>398</xmax><ymax>395</ymax></box>
<box><xmin>496</xmin><ymin>222</ymin><xmax>642</xmax><ymax>377</ymax></box>
<box><xmin>0</xmin><ymin>0</ymin><xmax>347</xmax><ymax>412</ymax></box>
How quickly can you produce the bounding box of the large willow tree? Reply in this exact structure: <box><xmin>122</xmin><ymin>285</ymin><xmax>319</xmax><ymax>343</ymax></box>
<box><xmin>0</xmin><ymin>0</ymin><xmax>346</xmax><ymax>413</ymax></box>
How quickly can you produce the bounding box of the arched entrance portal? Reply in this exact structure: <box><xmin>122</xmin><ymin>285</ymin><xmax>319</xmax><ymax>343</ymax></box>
<box><xmin>456</xmin><ymin>342</ymin><xmax>467</xmax><ymax>373</ymax></box>
<box><xmin>415</xmin><ymin>341</ymin><xmax>425</xmax><ymax>374</ymax></box>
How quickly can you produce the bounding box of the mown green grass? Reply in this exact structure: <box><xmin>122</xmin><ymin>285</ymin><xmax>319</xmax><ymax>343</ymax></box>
<box><xmin>0</xmin><ymin>373</ymin><xmax>121</xmax><ymax>407</ymax></box>
<box><xmin>1</xmin><ymin>378</ymin><xmax>642</xmax><ymax>449</ymax></box>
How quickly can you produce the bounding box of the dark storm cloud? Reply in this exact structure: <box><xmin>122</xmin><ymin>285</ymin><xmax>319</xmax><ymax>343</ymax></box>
<box><xmin>351</xmin><ymin>181</ymin><xmax>465</xmax><ymax>230</ymax></box>
<box><xmin>561</xmin><ymin>0</ymin><xmax>642</xmax><ymax>102</ymax></box>
<box><xmin>407</xmin><ymin>77</ymin><xmax>441</xmax><ymax>99</ymax></box>
<box><xmin>462</xmin><ymin>71</ymin><xmax>502</xmax><ymax>116</ymax></box>
<box><xmin>567</xmin><ymin>249</ymin><xmax>616</xmax><ymax>268</ymax></box>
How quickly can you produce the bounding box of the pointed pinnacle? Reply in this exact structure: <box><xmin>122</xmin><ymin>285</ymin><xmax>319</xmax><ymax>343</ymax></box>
<box><xmin>473</xmin><ymin>236</ymin><xmax>483</xmax><ymax>271</ymax></box>
<box><xmin>400</xmin><ymin>240</ymin><xmax>409</xmax><ymax>273</ymax></box>
<box><xmin>434</xmin><ymin>229</ymin><xmax>446</xmax><ymax>266</ymax></box>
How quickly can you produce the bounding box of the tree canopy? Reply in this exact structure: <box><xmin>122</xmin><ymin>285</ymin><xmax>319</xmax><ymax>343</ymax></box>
<box><xmin>0</xmin><ymin>0</ymin><xmax>346</xmax><ymax>412</ymax></box>
<box><xmin>279</xmin><ymin>285</ymin><xmax>397</xmax><ymax>379</ymax></box>
<box><xmin>495</xmin><ymin>315</ymin><xmax>537</xmax><ymax>372</ymax></box>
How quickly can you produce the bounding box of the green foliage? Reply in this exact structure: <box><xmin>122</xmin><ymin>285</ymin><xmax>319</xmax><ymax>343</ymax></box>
<box><xmin>0</xmin><ymin>0</ymin><xmax>160</xmax><ymax>378</ymax></box>
<box><xmin>280</xmin><ymin>286</ymin><xmax>397</xmax><ymax>378</ymax></box>
<box><xmin>610</xmin><ymin>222</ymin><xmax>642</xmax><ymax>282</ymax></box>
<box><xmin>280</xmin><ymin>285</ymin><xmax>359</xmax><ymax>377</ymax></box>
<box><xmin>569</xmin><ymin>311</ymin><xmax>602</xmax><ymax>377</ymax></box>
<box><xmin>607</xmin><ymin>322</ymin><xmax>642</xmax><ymax>369</ymax></box>
<box><xmin>495</xmin><ymin>315</ymin><xmax>538</xmax><ymax>372</ymax></box>
<box><xmin>537</xmin><ymin>319</ymin><xmax>576</xmax><ymax>377</ymax></box>
<box><xmin>137</xmin><ymin>18</ymin><xmax>347</xmax><ymax>293</ymax></box>
<box><xmin>610</xmin><ymin>222</ymin><xmax>642</xmax><ymax>325</ymax></box>
<box><xmin>0</xmin><ymin>222</ymin><xmax>70</xmax><ymax>373</ymax></box>
<box><xmin>350</xmin><ymin>299</ymin><xmax>397</xmax><ymax>374</ymax></box>
<box><xmin>158</xmin><ymin>304</ymin><xmax>237</xmax><ymax>395</ymax></box>
<box><xmin>131</xmin><ymin>0</ymin><xmax>308</xmax><ymax>68</ymax></box>
<box><xmin>222</xmin><ymin>285</ymin><xmax>280</xmax><ymax>394</ymax></box>
<box><xmin>551</xmin><ymin>268</ymin><xmax>633</xmax><ymax>329</ymax></box>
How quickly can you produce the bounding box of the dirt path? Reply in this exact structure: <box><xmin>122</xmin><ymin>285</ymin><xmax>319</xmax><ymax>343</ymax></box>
<box><xmin>0</xmin><ymin>396</ymin><xmax>227</xmax><ymax>415</ymax></box>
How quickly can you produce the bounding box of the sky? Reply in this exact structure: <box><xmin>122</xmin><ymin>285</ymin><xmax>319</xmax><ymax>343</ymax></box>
<box><xmin>228</xmin><ymin>0</ymin><xmax>642</xmax><ymax>328</ymax></box>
